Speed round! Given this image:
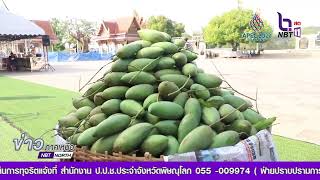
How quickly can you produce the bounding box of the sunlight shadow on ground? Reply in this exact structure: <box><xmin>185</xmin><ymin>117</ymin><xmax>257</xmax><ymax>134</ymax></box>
<box><xmin>0</xmin><ymin>96</ymin><xmax>55</xmax><ymax>100</ymax></box>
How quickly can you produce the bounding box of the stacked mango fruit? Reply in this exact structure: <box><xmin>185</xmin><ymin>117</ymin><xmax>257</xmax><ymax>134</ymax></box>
<box><xmin>58</xmin><ymin>29</ymin><xmax>275</xmax><ymax>157</ymax></box>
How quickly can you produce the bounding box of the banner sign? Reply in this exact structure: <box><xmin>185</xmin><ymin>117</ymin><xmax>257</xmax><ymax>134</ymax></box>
<box><xmin>0</xmin><ymin>162</ymin><xmax>319</xmax><ymax>179</ymax></box>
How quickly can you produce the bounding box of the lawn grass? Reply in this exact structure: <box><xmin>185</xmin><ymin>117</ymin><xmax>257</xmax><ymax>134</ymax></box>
<box><xmin>273</xmin><ymin>135</ymin><xmax>320</xmax><ymax>161</ymax></box>
<box><xmin>0</xmin><ymin>76</ymin><xmax>319</xmax><ymax>161</ymax></box>
<box><xmin>0</xmin><ymin>76</ymin><xmax>78</xmax><ymax>145</ymax></box>
<box><xmin>0</xmin><ymin>117</ymin><xmax>38</xmax><ymax>161</ymax></box>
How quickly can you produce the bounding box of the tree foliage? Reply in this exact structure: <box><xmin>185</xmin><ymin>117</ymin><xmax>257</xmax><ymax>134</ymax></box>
<box><xmin>302</xmin><ymin>26</ymin><xmax>320</xmax><ymax>35</ymax></box>
<box><xmin>146</xmin><ymin>16</ymin><xmax>185</xmax><ymax>37</ymax></box>
<box><xmin>263</xmin><ymin>35</ymin><xmax>295</xmax><ymax>50</ymax></box>
<box><xmin>203</xmin><ymin>9</ymin><xmax>272</xmax><ymax>50</ymax></box>
<box><xmin>51</xmin><ymin>18</ymin><xmax>68</xmax><ymax>51</ymax></box>
<box><xmin>51</xmin><ymin>18</ymin><xmax>97</xmax><ymax>52</ymax></box>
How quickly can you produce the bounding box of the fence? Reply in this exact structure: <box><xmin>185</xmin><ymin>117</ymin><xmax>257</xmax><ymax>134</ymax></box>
<box><xmin>48</xmin><ymin>52</ymin><xmax>114</xmax><ymax>62</ymax></box>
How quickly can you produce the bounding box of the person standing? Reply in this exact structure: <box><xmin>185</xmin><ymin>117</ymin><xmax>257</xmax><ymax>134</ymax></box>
<box><xmin>184</xmin><ymin>38</ymin><xmax>193</xmax><ymax>51</ymax></box>
<box><xmin>8</xmin><ymin>52</ymin><xmax>17</xmax><ymax>71</ymax></box>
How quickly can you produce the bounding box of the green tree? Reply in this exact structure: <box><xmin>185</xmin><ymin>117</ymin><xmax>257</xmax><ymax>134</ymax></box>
<box><xmin>146</xmin><ymin>16</ymin><xmax>185</xmax><ymax>37</ymax></box>
<box><xmin>51</xmin><ymin>18</ymin><xmax>68</xmax><ymax>51</ymax></box>
<box><xmin>302</xmin><ymin>26</ymin><xmax>320</xmax><ymax>35</ymax></box>
<box><xmin>203</xmin><ymin>9</ymin><xmax>272</xmax><ymax>51</ymax></box>
<box><xmin>173</xmin><ymin>22</ymin><xmax>185</xmax><ymax>37</ymax></box>
<box><xmin>263</xmin><ymin>35</ymin><xmax>295</xmax><ymax>50</ymax></box>
<box><xmin>51</xmin><ymin>18</ymin><xmax>97</xmax><ymax>52</ymax></box>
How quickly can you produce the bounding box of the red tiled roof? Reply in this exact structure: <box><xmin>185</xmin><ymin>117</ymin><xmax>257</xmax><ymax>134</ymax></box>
<box><xmin>102</xmin><ymin>21</ymin><xmax>118</xmax><ymax>34</ymax></box>
<box><xmin>117</xmin><ymin>16</ymin><xmax>138</xmax><ymax>33</ymax></box>
<box><xmin>31</xmin><ymin>20</ymin><xmax>58</xmax><ymax>41</ymax></box>
<box><xmin>98</xmin><ymin>16</ymin><xmax>141</xmax><ymax>36</ymax></box>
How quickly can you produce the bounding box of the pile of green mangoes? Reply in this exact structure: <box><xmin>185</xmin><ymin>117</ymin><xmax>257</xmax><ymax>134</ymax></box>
<box><xmin>58</xmin><ymin>29</ymin><xmax>276</xmax><ymax>157</ymax></box>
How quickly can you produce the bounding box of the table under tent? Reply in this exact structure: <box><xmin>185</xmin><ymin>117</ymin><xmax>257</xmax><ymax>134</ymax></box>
<box><xmin>0</xmin><ymin>3</ymin><xmax>51</xmax><ymax>72</ymax></box>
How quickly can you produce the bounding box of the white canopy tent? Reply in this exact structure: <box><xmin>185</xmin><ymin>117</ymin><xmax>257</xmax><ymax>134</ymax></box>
<box><xmin>0</xmin><ymin>1</ymin><xmax>53</xmax><ymax>71</ymax></box>
<box><xmin>0</xmin><ymin>2</ymin><xmax>44</xmax><ymax>41</ymax></box>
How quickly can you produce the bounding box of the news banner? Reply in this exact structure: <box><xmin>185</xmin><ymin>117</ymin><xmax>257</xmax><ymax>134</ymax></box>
<box><xmin>0</xmin><ymin>162</ymin><xmax>319</xmax><ymax>179</ymax></box>
<box><xmin>2</xmin><ymin>132</ymin><xmax>318</xmax><ymax>179</ymax></box>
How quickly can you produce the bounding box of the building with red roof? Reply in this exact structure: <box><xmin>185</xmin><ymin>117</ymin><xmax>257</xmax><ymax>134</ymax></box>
<box><xmin>31</xmin><ymin>20</ymin><xmax>58</xmax><ymax>43</ymax></box>
<box><xmin>92</xmin><ymin>15</ymin><xmax>144</xmax><ymax>53</ymax></box>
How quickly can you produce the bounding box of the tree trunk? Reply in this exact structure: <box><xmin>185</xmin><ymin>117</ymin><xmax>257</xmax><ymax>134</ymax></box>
<box><xmin>82</xmin><ymin>38</ymin><xmax>90</xmax><ymax>52</ymax></box>
<box><xmin>231</xmin><ymin>42</ymin><xmax>240</xmax><ymax>51</ymax></box>
<box><xmin>256</xmin><ymin>43</ymin><xmax>262</xmax><ymax>55</ymax></box>
<box><xmin>231</xmin><ymin>43</ymin><xmax>237</xmax><ymax>51</ymax></box>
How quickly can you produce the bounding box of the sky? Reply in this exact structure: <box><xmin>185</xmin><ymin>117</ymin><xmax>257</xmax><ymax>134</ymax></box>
<box><xmin>2</xmin><ymin>0</ymin><xmax>319</xmax><ymax>33</ymax></box>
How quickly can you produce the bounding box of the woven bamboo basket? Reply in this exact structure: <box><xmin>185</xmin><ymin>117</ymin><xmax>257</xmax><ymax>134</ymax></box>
<box><xmin>62</xmin><ymin>147</ymin><xmax>164</xmax><ymax>162</ymax></box>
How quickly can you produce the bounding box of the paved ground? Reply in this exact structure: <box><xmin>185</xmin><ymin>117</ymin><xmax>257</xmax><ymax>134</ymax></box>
<box><xmin>1</xmin><ymin>51</ymin><xmax>320</xmax><ymax>145</ymax></box>
<box><xmin>198</xmin><ymin>58</ymin><xmax>320</xmax><ymax>145</ymax></box>
<box><xmin>0</xmin><ymin>61</ymin><xmax>110</xmax><ymax>92</ymax></box>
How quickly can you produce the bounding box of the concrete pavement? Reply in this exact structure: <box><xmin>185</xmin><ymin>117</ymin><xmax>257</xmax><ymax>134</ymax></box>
<box><xmin>196</xmin><ymin>57</ymin><xmax>320</xmax><ymax>145</ymax></box>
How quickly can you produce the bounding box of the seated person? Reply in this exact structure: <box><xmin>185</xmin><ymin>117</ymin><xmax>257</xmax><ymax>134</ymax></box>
<box><xmin>8</xmin><ymin>52</ymin><xmax>17</xmax><ymax>71</ymax></box>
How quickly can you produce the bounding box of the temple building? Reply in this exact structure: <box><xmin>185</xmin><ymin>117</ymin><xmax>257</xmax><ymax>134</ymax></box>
<box><xmin>92</xmin><ymin>15</ymin><xmax>144</xmax><ymax>54</ymax></box>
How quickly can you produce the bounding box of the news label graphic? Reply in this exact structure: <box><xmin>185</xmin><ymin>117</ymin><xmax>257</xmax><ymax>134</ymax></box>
<box><xmin>13</xmin><ymin>133</ymin><xmax>74</xmax><ymax>159</ymax></box>
<box><xmin>241</xmin><ymin>12</ymin><xmax>271</xmax><ymax>42</ymax></box>
<box><xmin>277</xmin><ymin>12</ymin><xmax>301</xmax><ymax>38</ymax></box>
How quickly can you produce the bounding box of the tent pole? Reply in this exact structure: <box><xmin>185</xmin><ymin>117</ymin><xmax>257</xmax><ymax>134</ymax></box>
<box><xmin>45</xmin><ymin>46</ymin><xmax>48</xmax><ymax>62</ymax></box>
<box><xmin>11</xmin><ymin>41</ymin><xmax>14</xmax><ymax>52</ymax></box>
<box><xmin>1</xmin><ymin>0</ymin><xmax>10</xmax><ymax>11</ymax></box>
<box><xmin>24</xmin><ymin>39</ymin><xmax>28</xmax><ymax>54</ymax></box>
<box><xmin>43</xmin><ymin>43</ymin><xmax>46</xmax><ymax>62</ymax></box>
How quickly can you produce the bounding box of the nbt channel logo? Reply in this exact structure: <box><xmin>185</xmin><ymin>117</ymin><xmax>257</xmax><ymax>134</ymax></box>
<box><xmin>277</xmin><ymin>12</ymin><xmax>301</xmax><ymax>38</ymax></box>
